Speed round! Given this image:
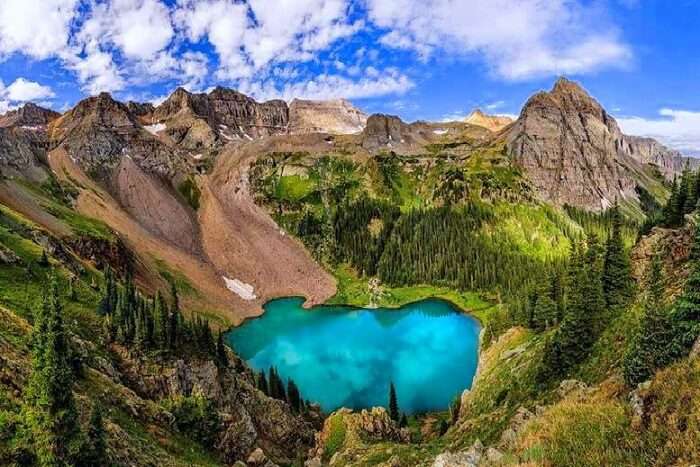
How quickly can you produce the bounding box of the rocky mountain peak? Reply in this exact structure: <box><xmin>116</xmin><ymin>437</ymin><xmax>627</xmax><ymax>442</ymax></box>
<box><xmin>289</xmin><ymin>98</ymin><xmax>367</xmax><ymax>134</ymax></box>
<box><xmin>0</xmin><ymin>102</ymin><xmax>60</xmax><ymax>128</ymax></box>
<box><xmin>506</xmin><ymin>77</ymin><xmax>639</xmax><ymax>210</ymax></box>
<box><xmin>464</xmin><ymin>109</ymin><xmax>513</xmax><ymax>132</ymax></box>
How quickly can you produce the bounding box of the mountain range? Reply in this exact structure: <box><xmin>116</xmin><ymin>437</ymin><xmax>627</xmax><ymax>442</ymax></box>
<box><xmin>1</xmin><ymin>77</ymin><xmax>700</xmax><ymax>466</ymax></box>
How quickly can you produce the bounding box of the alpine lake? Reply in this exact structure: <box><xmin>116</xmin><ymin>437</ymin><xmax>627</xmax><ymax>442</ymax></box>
<box><xmin>226</xmin><ymin>297</ymin><xmax>480</xmax><ymax>414</ymax></box>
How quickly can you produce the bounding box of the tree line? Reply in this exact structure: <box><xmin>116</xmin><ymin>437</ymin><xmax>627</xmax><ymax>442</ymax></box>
<box><xmin>99</xmin><ymin>267</ymin><xmax>227</xmax><ymax>365</ymax></box>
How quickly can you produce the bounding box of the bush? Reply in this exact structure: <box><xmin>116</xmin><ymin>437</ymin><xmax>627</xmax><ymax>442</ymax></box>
<box><xmin>164</xmin><ymin>396</ymin><xmax>220</xmax><ymax>448</ymax></box>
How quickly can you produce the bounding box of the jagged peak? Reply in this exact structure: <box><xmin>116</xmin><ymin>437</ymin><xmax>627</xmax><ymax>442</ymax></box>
<box><xmin>0</xmin><ymin>102</ymin><xmax>60</xmax><ymax>128</ymax></box>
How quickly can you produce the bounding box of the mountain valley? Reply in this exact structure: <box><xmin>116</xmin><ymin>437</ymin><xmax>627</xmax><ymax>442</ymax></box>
<box><xmin>1</xmin><ymin>77</ymin><xmax>700</xmax><ymax>467</ymax></box>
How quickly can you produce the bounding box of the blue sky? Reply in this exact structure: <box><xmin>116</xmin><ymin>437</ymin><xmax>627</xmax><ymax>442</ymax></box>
<box><xmin>1</xmin><ymin>0</ymin><xmax>699</xmax><ymax>154</ymax></box>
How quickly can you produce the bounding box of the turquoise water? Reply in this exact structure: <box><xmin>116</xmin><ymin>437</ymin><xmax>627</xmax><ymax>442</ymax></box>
<box><xmin>226</xmin><ymin>298</ymin><xmax>481</xmax><ymax>414</ymax></box>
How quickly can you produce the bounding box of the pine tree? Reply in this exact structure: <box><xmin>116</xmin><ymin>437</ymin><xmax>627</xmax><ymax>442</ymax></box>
<box><xmin>663</xmin><ymin>177</ymin><xmax>680</xmax><ymax>226</ymax></box>
<box><xmin>24</xmin><ymin>275</ymin><xmax>83</xmax><ymax>466</ymax></box>
<box><xmin>257</xmin><ymin>371</ymin><xmax>269</xmax><ymax>396</ymax></box>
<box><xmin>83</xmin><ymin>404</ymin><xmax>107</xmax><ymax>466</ymax></box>
<box><xmin>399</xmin><ymin>413</ymin><xmax>408</xmax><ymax>428</ymax></box>
<box><xmin>623</xmin><ymin>254</ymin><xmax>673</xmax><ymax>385</ymax></box>
<box><xmin>216</xmin><ymin>331</ymin><xmax>228</xmax><ymax>367</ymax></box>
<box><xmin>668</xmin><ymin>222</ymin><xmax>700</xmax><ymax>358</ymax></box>
<box><xmin>603</xmin><ymin>206</ymin><xmax>633</xmax><ymax>310</ymax></box>
<box><xmin>388</xmin><ymin>382</ymin><xmax>399</xmax><ymax>421</ymax></box>
<box><xmin>168</xmin><ymin>284</ymin><xmax>181</xmax><ymax>350</ymax></box>
<box><xmin>286</xmin><ymin>379</ymin><xmax>301</xmax><ymax>412</ymax></box>
<box><xmin>584</xmin><ymin>233</ymin><xmax>606</xmax><ymax>333</ymax></box>
<box><xmin>539</xmin><ymin>243</ymin><xmax>596</xmax><ymax>381</ymax></box>
<box><xmin>155</xmin><ymin>292</ymin><xmax>168</xmax><ymax>347</ymax></box>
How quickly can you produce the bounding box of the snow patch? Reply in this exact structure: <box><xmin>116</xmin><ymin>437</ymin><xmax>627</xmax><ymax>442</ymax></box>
<box><xmin>433</xmin><ymin>129</ymin><xmax>448</xmax><ymax>135</ymax></box>
<box><xmin>192</xmin><ymin>153</ymin><xmax>203</xmax><ymax>160</ymax></box>
<box><xmin>223</xmin><ymin>276</ymin><xmax>257</xmax><ymax>300</ymax></box>
<box><xmin>144</xmin><ymin>123</ymin><xmax>166</xmax><ymax>135</ymax></box>
<box><xmin>20</xmin><ymin>125</ymin><xmax>43</xmax><ymax>131</ymax></box>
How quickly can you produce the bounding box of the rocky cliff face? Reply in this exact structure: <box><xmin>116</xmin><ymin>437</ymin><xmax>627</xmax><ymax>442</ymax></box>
<box><xmin>0</xmin><ymin>103</ymin><xmax>59</xmax><ymax>181</ymax></box>
<box><xmin>622</xmin><ymin>135</ymin><xmax>699</xmax><ymax>180</ymax></box>
<box><xmin>361</xmin><ymin>113</ymin><xmax>439</xmax><ymax>154</ymax></box>
<box><xmin>150</xmin><ymin>87</ymin><xmax>289</xmax><ymax>149</ymax></box>
<box><xmin>465</xmin><ymin>109</ymin><xmax>513</xmax><ymax>132</ymax></box>
<box><xmin>289</xmin><ymin>98</ymin><xmax>367</xmax><ymax>134</ymax></box>
<box><xmin>506</xmin><ymin>78</ymin><xmax>652</xmax><ymax>210</ymax></box>
<box><xmin>110</xmin><ymin>346</ymin><xmax>318</xmax><ymax>465</ymax></box>
<box><xmin>0</xmin><ymin>102</ymin><xmax>60</xmax><ymax>128</ymax></box>
<box><xmin>49</xmin><ymin>92</ymin><xmax>187</xmax><ymax>178</ymax></box>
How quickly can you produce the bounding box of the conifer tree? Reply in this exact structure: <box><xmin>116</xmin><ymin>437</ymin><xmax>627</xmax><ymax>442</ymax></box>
<box><xmin>539</xmin><ymin>242</ymin><xmax>596</xmax><ymax>381</ymax></box>
<box><xmin>83</xmin><ymin>404</ymin><xmax>107</xmax><ymax>466</ymax></box>
<box><xmin>257</xmin><ymin>371</ymin><xmax>269</xmax><ymax>396</ymax></box>
<box><xmin>668</xmin><ymin>222</ymin><xmax>700</xmax><ymax>357</ymax></box>
<box><xmin>216</xmin><ymin>331</ymin><xmax>228</xmax><ymax>367</ymax></box>
<box><xmin>399</xmin><ymin>413</ymin><xmax>408</xmax><ymax>428</ymax></box>
<box><xmin>603</xmin><ymin>206</ymin><xmax>633</xmax><ymax>310</ymax></box>
<box><xmin>623</xmin><ymin>254</ymin><xmax>673</xmax><ymax>385</ymax></box>
<box><xmin>155</xmin><ymin>292</ymin><xmax>168</xmax><ymax>347</ymax></box>
<box><xmin>663</xmin><ymin>177</ymin><xmax>680</xmax><ymax>227</ymax></box>
<box><xmin>584</xmin><ymin>233</ymin><xmax>606</xmax><ymax>332</ymax></box>
<box><xmin>168</xmin><ymin>298</ymin><xmax>180</xmax><ymax>350</ymax></box>
<box><xmin>388</xmin><ymin>382</ymin><xmax>399</xmax><ymax>421</ymax></box>
<box><xmin>24</xmin><ymin>275</ymin><xmax>83</xmax><ymax>466</ymax></box>
<box><xmin>286</xmin><ymin>379</ymin><xmax>301</xmax><ymax>412</ymax></box>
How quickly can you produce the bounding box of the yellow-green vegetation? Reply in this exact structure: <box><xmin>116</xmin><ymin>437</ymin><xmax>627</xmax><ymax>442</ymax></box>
<box><xmin>44</xmin><ymin>202</ymin><xmax>113</xmax><ymax>239</ymax></box>
<box><xmin>516</xmin><ymin>398</ymin><xmax>639</xmax><ymax>467</ymax></box>
<box><xmin>489</xmin><ymin>203</ymin><xmax>577</xmax><ymax>261</ymax></box>
<box><xmin>323</xmin><ymin>413</ymin><xmax>347</xmax><ymax>460</ymax></box>
<box><xmin>17</xmin><ymin>177</ymin><xmax>113</xmax><ymax>240</ymax></box>
<box><xmin>152</xmin><ymin>256</ymin><xmax>200</xmax><ymax>298</ymax></box>
<box><xmin>178</xmin><ymin>177</ymin><xmax>202</xmax><ymax>210</ymax></box>
<box><xmin>328</xmin><ymin>264</ymin><xmax>497</xmax><ymax>323</ymax></box>
<box><xmin>275</xmin><ymin>174</ymin><xmax>316</xmax><ymax>202</ymax></box>
<box><xmin>451</xmin><ymin>327</ymin><xmax>544</xmax><ymax>447</ymax></box>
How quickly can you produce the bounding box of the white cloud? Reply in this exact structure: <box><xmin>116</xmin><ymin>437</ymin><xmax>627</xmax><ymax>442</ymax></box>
<box><xmin>4</xmin><ymin>78</ymin><xmax>55</xmax><ymax>101</ymax></box>
<box><xmin>0</xmin><ymin>78</ymin><xmax>55</xmax><ymax>115</ymax></box>
<box><xmin>66</xmin><ymin>49</ymin><xmax>126</xmax><ymax>94</ymax></box>
<box><xmin>174</xmin><ymin>0</ymin><xmax>359</xmax><ymax>80</ymax></box>
<box><xmin>366</xmin><ymin>0</ymin><xmax>631</xmax><ymax>80</ymax></box>
<box><xmin>617</xmin><ymin>109</ymin><xmax>700</xmax><ymax>155</ymax></box>
<box><xmin>0</xmin><ymin>0</ymin><xmax>79</xmax><ymax>59</ymax></box>
<box><xmin>239</xmin><ymin>70</ymin><xmax>414</xmax><ymax>101</ymax></box>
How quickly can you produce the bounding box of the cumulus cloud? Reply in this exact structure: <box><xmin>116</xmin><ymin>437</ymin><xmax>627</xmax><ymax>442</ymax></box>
<box><xmin>617</xmin><ymin>109</ymin><xmax>700</xmax><ymax>155</ymax></box>
<box><xmin>0</xmin><ymin>78</ymin><xmax>56</xmax><ymax>115</ymax></box>
<box><xmin>239</xmin><ymin>70</ymin><xmax>414</xmax><ymax>101</ymax></box>
<box><xmin>0</xmin><ymin>0</ymin><xmax>634</xmax><ymax>101</ymax></box>
<box><xmin>0</xmin><ymin>0</ymin><xmax>79</xmax><ymax>59</ymax></box>
<box><xmin>174</xmin><ymin>0</ymin><xmax>360</xmax><ymax>80</ymax></box>
<box><xmin>366</xmin><ymin>0</ymin><xmax>632</xmax><ymax>80</ymax></box>
<box><xmin>4</xmin><ymin>78</ymin><xmax>55</xmax><ymax>101</ymax></box>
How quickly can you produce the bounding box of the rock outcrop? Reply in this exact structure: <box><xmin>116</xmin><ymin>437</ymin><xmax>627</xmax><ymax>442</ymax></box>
<box><xmin>0</xmin><ymin>102</ymin><xmax>60</xmax><ymax>128</ymax></box>
<box><xmin>110</xmin><ymin>345</ymin><xmax>318</xmax><ymax>465</ymax></box>
<box><xmin>465</xmin><ymin>109</ymin><xmax>513</xmax><ymax>132</ymax></box>
<box><xmin>622</xmin><ymin>135</ymin><xmax>699</xmax><ymax>180</ymax></box>
<box><xmin>506</xmin><ymin>77</ymin><xmax>646</xmax><ymax>210</ymax></box>
<box><xmin>150</xmin><ymin>87</ymin><xmax>289</xmax><ymax>149</ymax></box>
<box><xmin>49</xmin><ymin>92</ymin><xmax>186</xmax><ymax>178</ymax></box>
<box><xmin>0</xmin><ymin>103</ymin><xmax>59</xmax><ymax>181</ymax></box>
<box><xmin>289</xmin><ymin>98</ymin><xmax>367</xmax><ymax>134</ymax></box>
